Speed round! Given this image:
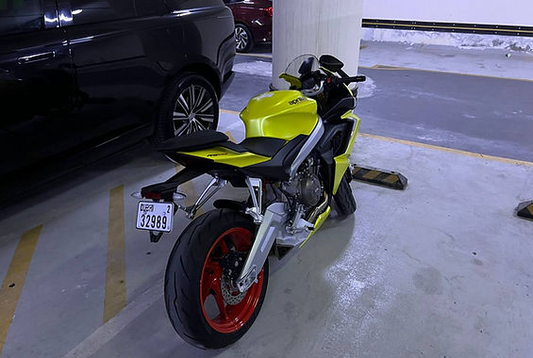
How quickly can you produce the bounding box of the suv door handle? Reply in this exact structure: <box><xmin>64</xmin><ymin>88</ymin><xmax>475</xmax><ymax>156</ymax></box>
<box><xmin>17</xmin><ymin>51</ymin><xmax>56</xmax><ymax>64</ymax></box>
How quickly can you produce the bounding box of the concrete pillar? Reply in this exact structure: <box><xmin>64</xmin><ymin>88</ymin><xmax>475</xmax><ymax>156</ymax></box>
<box><xmin>272</xmin><ymin>0</ymin><xmax>365</xmax><ymax>89</ymax></box>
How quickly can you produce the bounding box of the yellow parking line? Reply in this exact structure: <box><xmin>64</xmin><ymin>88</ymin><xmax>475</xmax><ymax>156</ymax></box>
<box><xmin>175</xmin><ymin>166</ymin><xmax>202</xmax><ymax>217</ymax></box>
<box><xmin>359</xmin><ymin>133</ymin><xmax>533</xmax><ymax>167</ymax></box>
<box><xmin>237</xmin><ymin>53</ymin><xmax>272</xmax><ymax>59</ymax></box>
<box><xmin>221</xmin><ymin>109</ymin><xmax>240</xmax><ymax>116</ymax></box>
<box><xmin>0</xmin><ymin>225</ymin><xmax>42</xmax><ymax>356</ymax></box>
<box><xmin>359</xmin><ymin>64</ymin><xmax>533</xmax><ymax>83</ymax></box>
<box><xmin>224</xmin><ymin>131</ymin><xmax>236</xmax><ymax>143</ymax></box>
<box><xmin>103</xmin><ymin>185</ymin><xmax>126</xmax><ymax>323</ymax></box>
<box><xmin>220</xmin><ymin>108</ymin><xmax>533</xmax><ymax>166</ymax></box>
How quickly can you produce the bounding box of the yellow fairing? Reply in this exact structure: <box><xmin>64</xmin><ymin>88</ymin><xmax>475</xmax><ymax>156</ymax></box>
<box><xmin>299</xmin><ymin>206</ymin><xmax>331</xmax><ymax>247</ymax></box>
<box><xmin>332</xmin><ymin>111</ymin><xmax>361</xmax><ymax>194</ymax></box>
<box><xmin>177</xmin><ymin>146</ymin><xmax>270</xmax><ymax>167</ymax></box>
<box><xmin>240</xmin><ymin>91</ymin><xmax>318</xmax><ymax>140</ymax></box>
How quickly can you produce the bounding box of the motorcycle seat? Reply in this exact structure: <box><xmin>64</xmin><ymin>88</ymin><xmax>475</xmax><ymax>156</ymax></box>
<box><xmin>156</xmin><ymin>130</ymin><xmax>229</xmax><ymax>152</ymax></box>
<box><xmin>159</xmin><ymin>130</ymin><xmax>288</xmax><ymax>159</ymax></box>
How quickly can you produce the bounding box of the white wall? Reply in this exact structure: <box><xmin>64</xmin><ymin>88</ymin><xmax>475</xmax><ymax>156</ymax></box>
<box><xmin>363</xmin><ymin>0</ymin><xmax>533</xmax><ymax>27</ymax></box>
<box><xmin>272</xmin><ymin>0</ymin><xmax>364</xmax><ymax>89</ymax></box>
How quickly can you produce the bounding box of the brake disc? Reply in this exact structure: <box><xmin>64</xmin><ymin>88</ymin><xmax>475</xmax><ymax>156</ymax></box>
<box><xmin>221</xmin><ymin>274</ymin><xmax>247</xmax><ymax>305</ymax></box>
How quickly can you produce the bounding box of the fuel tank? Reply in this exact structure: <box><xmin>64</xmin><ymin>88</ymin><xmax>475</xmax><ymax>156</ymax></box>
<box><xmin>240</xmin><ymin>90</ymin><xmax>318</xmax><ymax>140</ymax></box>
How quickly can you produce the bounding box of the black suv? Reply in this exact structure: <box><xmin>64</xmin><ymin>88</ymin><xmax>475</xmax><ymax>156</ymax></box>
<box><xmin>0</xmin><ymin>0</ymin><xmax>235</xmax><ymax>186</ymax></box>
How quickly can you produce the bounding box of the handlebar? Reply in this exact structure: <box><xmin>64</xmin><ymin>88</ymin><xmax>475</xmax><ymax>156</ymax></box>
<box><xmin>336</xmin><ymin>75</ymin><xmax>366</xmax><ymax>84</ymax></box>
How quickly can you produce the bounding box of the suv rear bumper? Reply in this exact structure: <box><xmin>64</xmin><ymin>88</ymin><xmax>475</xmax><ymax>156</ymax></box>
<box><xmin>221</xmin><ymin>70</ymin><xmax>235</xmax><ymax>97</ymax></box>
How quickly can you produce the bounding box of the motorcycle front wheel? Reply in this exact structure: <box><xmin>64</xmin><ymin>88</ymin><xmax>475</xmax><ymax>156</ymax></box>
<box><xmin>333</xmin><ymin>173</ymin><xmax>357</xmax><ymax>215</ymax></box>
<box><xmin>165</xmin><ymin>209</ymin><xmax>268</xmax><ymax>349</ymax></box>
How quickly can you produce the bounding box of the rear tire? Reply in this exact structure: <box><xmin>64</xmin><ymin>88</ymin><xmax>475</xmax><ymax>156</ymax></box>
<box><xmin>333</xmin><ymin>173</ymin><xmax>357</xmax><ymax>215</ymax></box>
<box><xmin>165</xmin><ymin>209</ymin><xmax>268</xmax><ymax>349</ymax></box>
<box><xmin>153</xmin><ymin>73</ymin><xmax>219</xmax><ymax>144</ymax></box>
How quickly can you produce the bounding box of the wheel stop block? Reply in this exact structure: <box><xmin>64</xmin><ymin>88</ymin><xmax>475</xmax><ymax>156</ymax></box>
<box><xmin>517</xmin><ymin>200</ymin><xmax>533</xmax><ymax>220</ymax></box>
<box><xmin>351</xmin><ymin>165</ymin><xmax>408</xmax><ymax>190</ymax></box>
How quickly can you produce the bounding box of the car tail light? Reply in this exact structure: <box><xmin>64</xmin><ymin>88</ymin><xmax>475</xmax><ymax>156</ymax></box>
<box><xmin>264</xmin><ymin>6</ymin><xmax>272</xmax><ymax>17</ymax></box>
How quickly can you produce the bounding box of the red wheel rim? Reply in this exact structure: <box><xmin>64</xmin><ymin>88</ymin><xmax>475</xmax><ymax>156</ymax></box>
<box><xmin>199</xmin><ymin>227</ymin><xmax>264</xmax><ymax>334</ymax></box>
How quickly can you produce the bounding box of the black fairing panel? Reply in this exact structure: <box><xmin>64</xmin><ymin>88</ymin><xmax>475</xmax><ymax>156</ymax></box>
<box><xmin>241</xmin><ymin>135</ymin><xmax>308</xmax><ymax>180</ymax></box>
<box><xmin>320</xmin><ymin>97</ymin><xmax>356</xmax><ymax>121</ymax></box>
<box><xmin>316</xmin><ymin>119</ymin><xmax>355</xmax><ymax>194</ymax></box>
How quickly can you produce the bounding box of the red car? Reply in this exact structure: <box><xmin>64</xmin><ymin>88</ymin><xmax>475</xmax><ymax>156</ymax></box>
<box><xmin>224</xmin><ymin>0</ymin><xmax>273</xmax><ymax>53</ymax></box>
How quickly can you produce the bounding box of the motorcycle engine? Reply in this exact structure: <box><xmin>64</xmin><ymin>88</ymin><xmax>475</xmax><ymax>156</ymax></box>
<box><xmin>283</xmin><ymin>158</ymin><xmax>323</xmax><ymax>208</ymax></box>
<box><xmin>294</xmin><ymin>172</ymin><xmax>322</xmax><ymax>207</ymax></box>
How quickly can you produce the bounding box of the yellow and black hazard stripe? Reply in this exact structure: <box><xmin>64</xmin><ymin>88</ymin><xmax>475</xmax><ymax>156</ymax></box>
<box><xmin>351</xmin><ymin>165</ymin><xmax>408</xmax><ymax>190</ymax></box>
<box><xmin>517</xmin><ymin>201</ymin><xmax>533</xmax><ymax>220</ymax></box>
<box><xmin>362</xmin><ymin>19</ymin><xmax>533</xmax><ymax>38</ymax></box>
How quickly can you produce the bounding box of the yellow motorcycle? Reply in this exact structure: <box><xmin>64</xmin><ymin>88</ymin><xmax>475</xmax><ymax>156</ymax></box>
<box><xmin>133</xmin><ymin>54</ymin><xmax>365</xmax><ymax>348</ymax></box>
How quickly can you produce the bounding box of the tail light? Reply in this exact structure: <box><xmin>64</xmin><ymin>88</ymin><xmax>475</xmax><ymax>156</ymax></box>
<box><xmin>264</xmin><ymin>6</ymin><xmax>272</xmax><ymax>17</ymax></box>
<box><xmin>142</xmin><ymin>191</ymin><xmax>162</xmax><ymax>200</ymax></box>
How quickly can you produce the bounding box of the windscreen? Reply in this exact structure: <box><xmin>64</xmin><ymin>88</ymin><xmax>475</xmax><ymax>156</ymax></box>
<box><xmin>284</xmin><ymin>55</ymin><xmax>319</xmax><ymax>78</ymax></box>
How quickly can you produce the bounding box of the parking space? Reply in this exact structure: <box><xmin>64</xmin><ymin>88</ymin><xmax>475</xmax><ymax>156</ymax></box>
<box><xmin>2</xmin><ymin>0</ymin><xmax>533</xmax><ymax>354</ymax></box>
<box><xmin>2</xmin><ymin>36</ymin><xmax>533</xmax><ymax>357</ymax></box>
<box><xmin>0</xmin><ymin>115</ymin><xmax>244</xmax><ymax>357</ymax></box>
<box><xmin>0</xmin><ymin>107</ymin><xmax>532</xmax><ymax>357</ymax></box>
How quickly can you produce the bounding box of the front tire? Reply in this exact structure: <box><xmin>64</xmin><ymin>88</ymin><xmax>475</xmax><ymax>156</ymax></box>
<box><xmin>333</xmin><ymin>173</ymin><xmax>357</xmax><ymax>215</ymax></box>
<box><xmin>153</xmin><ymin>73</ymin><xmax>219</xmax><ymax>144</ymax></box>
<box><xmin>165</xmin><ymin>209</ymin><xmax>268</xmax><ymax>349</ymax></box>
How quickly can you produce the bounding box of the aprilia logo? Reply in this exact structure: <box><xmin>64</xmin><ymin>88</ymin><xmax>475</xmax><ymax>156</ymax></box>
<box><xmin>288</xmin><ymin>97</ymin><xmax>306</xmax><ymax>105</ymax></box>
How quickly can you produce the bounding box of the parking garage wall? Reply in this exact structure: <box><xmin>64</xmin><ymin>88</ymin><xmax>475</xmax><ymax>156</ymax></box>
<box><xmin>363</xmin><ymin>0</ymin><xmax>533</xmax><ymax>27</ymax></box>
<box><xmin>362</xmin><ymin>0</ymin><xmax>533</xmax><ymax>51</ymax></box>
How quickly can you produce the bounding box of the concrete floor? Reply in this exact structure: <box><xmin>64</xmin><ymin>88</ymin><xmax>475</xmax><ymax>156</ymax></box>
<box><xmin>0</xmin><ymin>111</ymin><xmax>532</xmax><ymax>358</ymax></box>
<box><xmin>1</xmin><ymin>44</ymin><xmax>533</xmax><ymax>358</ymax></box>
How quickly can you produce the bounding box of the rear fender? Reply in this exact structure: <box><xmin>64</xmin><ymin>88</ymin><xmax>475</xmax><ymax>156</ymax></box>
<box><xmin>141</xmin><ymin>166</ymin><xmax>205</xmax><ymax>201</ymax></box>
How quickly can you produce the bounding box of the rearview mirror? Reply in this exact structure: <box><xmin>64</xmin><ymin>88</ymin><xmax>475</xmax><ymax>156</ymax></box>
<box><xmin>319</xmin><ymin>54</ymin><xmax>344</xmax><ymax>72</ymax></box>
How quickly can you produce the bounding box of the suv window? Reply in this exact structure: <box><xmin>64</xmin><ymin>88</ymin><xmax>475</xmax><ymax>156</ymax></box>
<box><xmin>69</xmin><ymin>0</ymin><xmax>135</xmax><ymax>25</ymax></box>
<box><xmin>0</xmin><ymin>0</ymin><xmax>43</xmax><ymax>36</ymax></box>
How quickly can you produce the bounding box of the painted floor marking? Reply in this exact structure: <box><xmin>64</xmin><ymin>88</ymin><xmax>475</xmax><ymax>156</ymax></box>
<box><xmin>103</xmin><ymin>185</ymin><xmax>127</xmax><ymax>323</ymax></box>
<box><xmin>220</xmin><ymin>109</ymin><xmax>533</xmax><ymax>167</ymax></box>
<box><xmin>361</xmin><ymin>64</ymin><xmax>533</xmax><ymax>83</ymax></box>
<box><xmin>237</xmin><ymin>53</ymin><xmax>272</xmax><ymax>59</ymax></box>
<box><xmin>221</xmin><ymin>109</ymin><xmax>240</xmax><ymax>116</ymax></box>
<box><xmin>0</xmin><ymin>225</ymin><xmax>42</xmax><ymax>356</ymax></box>
<box><xmin>237</xmin><ymin>52</ymin><xmax>533</xmax><ymax>83</ymax></box>
<box><xmin>359</xmin><ymin>133</ymin><xmax>533</xmax><ymax>167</ymax></box>
<box><xmin>225</xmin><ymin>130</ymin><xmax>236</xmax><ymax>143</ymax></box>
<box><xmin>62</xmin><ymin>278</ymin><xmax>164</xmax><ymax>358</ymax></box>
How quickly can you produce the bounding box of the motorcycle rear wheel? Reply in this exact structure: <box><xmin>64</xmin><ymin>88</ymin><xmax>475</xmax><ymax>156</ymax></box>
<box><xmin>165</xmin><ymin>209</ymin><xmax>268</xmax><ymax>349</ymax></box>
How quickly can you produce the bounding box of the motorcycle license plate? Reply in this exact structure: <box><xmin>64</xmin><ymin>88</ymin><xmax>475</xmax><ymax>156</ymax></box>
<box><xmin>136</xmin><ymin>202</ymin><xmax>174</xmax><ymax>233</ymax></box>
